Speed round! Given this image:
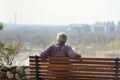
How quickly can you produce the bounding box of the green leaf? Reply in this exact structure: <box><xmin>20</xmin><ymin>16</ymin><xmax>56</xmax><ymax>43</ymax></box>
<box><xmin>0</xmin><ymin>42</ymin><xmax>5</xmax><ymax>47</ymax></box>
<box><xmin>0</xmin><ymin>23</ymin><xmax>3</xmax><ymax>30</ymax></box>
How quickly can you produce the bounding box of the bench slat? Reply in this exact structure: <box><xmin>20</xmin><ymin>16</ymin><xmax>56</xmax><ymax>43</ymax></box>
<box><xmin>30</xmin><ymin>75</ymin><xmax>117</xmax><ymax>80</ymax></box>
<box><xmin>29</xmin><ymin>56</ymin><xmax>120</xmax><ymax>61</ymax></box>
<box><xmin>30</xmin><ymin>61</ymin><xmax>116</xmax><ymax>65</ymax></box>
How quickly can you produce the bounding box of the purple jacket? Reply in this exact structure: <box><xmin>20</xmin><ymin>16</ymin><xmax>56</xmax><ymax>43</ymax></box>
<box><xmin>40</xmin><ymin>42</ymin><xmax>81</xmax><ymax>58</ymax></box>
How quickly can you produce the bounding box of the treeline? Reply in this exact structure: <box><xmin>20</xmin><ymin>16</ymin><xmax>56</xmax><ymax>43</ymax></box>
<box><xmin>0</xmin><ymin>30</ymin><xmax>120</xmax><ymax>49</ymax></box>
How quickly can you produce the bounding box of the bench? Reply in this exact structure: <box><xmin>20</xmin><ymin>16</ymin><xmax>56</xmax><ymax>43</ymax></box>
<box><xmin>29</xmin><ymin>56</ymin><xmax>120</xmax><ymax>80</ymax></box>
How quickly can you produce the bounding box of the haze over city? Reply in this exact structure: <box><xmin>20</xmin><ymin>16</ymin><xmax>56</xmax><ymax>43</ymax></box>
<box><xmin>0</xmin><ymin>0</ymin><xmax>120</xmax><ymax>25</ymax></box>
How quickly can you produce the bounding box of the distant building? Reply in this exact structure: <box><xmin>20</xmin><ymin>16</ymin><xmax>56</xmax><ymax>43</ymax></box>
<box><xmin>116</xmin><ymin>21</ymin><xmax>120</xmax><ymax>32</ymax></box>
<box><xmin>67</xmin><ymin>24</ymin><xmax>91</xmax><ymax>32</ymax></box>
<box><xmin>91</xmin><ymin>21</ymin><xmax>116</xmax><ymax>33</ymax></box>
<box><xmin>106</xmin><ymin>21</ymin><xmax>116</xmax><ymax>33</ymax></box>
<box><xmin>91</xmin><ymin>22</ymin><xmax>107</xmax><ymax>33</ymax></box>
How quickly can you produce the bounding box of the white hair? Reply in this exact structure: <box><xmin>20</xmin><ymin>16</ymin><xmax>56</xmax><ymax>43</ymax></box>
<box><xmin>57</xmin><ymin>32</ymin><xmax>67</xmax><ymax>43</ymax></box>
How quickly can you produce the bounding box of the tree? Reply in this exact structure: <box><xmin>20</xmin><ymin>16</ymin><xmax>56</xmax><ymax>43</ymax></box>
<box><xmin>0</xmin><ymin>42</ymin><xmax>22</xmax><ymax>66</ymax></box>
<box><xmin>0</xmin><ymin>22</ymin><xmax>3</xmax><ymax>30</ymax></box>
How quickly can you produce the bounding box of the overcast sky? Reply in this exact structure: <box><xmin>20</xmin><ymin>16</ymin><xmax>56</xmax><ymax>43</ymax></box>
<box><xmin>0</xmin><ymin>0</ymin><xmax>120</xmax><ymax>25</ymax></box>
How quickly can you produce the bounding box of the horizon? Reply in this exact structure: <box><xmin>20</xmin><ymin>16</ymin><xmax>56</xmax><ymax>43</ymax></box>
<box><xmin>4</xmin><ymin>20</ymin><xmax>119</xmax><ymax>26</ymax></box>
<box><xmin>0</xmin><ymin>0</ymin><xmax>120</xmax><ymax>25</ymax></box>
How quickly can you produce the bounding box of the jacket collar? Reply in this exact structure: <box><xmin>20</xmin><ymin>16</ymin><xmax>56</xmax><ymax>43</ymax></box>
<box><xmin>56</xmin><ymin>42</ymin><xmax>65</xmax><ymax>46</ymax></box>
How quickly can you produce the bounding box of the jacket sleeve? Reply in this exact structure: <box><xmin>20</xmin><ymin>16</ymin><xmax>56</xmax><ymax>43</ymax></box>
<box><xmin>67</xmin><ymin>46</ymin><xmax>81</xmax><ymax>58</ymax></box>
<box><xmin>40</xmin><ymin>46</ymin><xmax>51</xmax><ymax>58</ymax></box>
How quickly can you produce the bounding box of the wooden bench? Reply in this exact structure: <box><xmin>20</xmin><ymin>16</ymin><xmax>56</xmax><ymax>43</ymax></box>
<box><xmin>29</xmin><ymin>56</ymin><xmax>120</xmax><ymax>80</ymax></box>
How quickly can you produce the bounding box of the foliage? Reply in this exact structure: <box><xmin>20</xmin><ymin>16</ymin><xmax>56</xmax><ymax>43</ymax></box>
<box><xmin>0</xmin><ymin>23</ymin><xmax>3</xmax><ymax>30</ymax></box>
<box><xmin>0</xmin><ymin>42</ymin><xmax>21</xmax><ymax>66</ymax></box>
<box><xmin>105</xmin><ymin>39</ymin><xmax>120</xmax><ymax>49</ymax></box>
<box><xmin>17</xmin><ymin>73</ymin><xmax>27</xmax><ymax>79</ymax></box>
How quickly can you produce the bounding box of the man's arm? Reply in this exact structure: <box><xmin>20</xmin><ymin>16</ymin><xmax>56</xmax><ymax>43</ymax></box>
<box><xmin>40</xmin><ymin>46</ymin><xmax>51</xmax><ymax>58</ymax></box>
<box><xmin>67</xmin><ymin>46</ymin><xmax>81</xmax><ymax>58</ymax></box>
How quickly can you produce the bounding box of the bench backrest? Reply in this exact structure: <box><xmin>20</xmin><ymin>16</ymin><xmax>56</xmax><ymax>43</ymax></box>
<box><xmin>29</xmin><ymin>56</ymin><xmax>120</xmax><ymax>80</ymax></box>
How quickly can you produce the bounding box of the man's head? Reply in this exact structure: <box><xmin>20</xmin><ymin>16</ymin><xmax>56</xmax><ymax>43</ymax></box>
<box><xmin>57</xmin><ymin>32</ymin><xmax>67</xmax><ymax>43</ymax></box>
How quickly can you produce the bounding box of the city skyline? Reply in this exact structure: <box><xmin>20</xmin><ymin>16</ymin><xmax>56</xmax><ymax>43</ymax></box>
<box><xmin>0</xmin><ymin>0</ymin><xmax>120</xmax><ymax>25</ymax></box>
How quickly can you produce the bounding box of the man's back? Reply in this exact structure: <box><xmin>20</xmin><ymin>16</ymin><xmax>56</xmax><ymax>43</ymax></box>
<box><xmin>40</xmin><ymin>42</ymin><xmax>81</xmax><ymax>58</ymax></box>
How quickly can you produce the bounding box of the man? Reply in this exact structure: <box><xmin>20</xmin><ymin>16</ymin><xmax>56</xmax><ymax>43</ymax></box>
<box><xmin>40</xmin><ymin>32</ymin><xmax>81</xmax><ymax>58</ymax></box>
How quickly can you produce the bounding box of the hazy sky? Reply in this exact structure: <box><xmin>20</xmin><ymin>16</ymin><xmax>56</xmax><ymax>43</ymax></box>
<box><xmin>0</xmin><ymin>0</ymin><xmax>120</xmax><ymax>25</ymax></box>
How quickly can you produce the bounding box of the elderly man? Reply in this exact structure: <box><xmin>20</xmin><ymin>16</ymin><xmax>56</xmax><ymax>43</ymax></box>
<box><xmin>40</xmin><ymin>32</ymin><xmax>81</xmax><ymax>58</ymax></box>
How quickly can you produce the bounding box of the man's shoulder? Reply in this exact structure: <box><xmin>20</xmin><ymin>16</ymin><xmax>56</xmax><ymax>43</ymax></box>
<box><xmin>48</xmin><ymin>44</ymin><xmax>55</xmax><ymax>47</ymax></box>
<box><xmin>48</xmin><ymin>44</ymin><xmax>57</xmax><ymax>48</ymax></box>
<box><xmin>64</xmin><ymin>44</ymin><xmax>72</xmax><ymax>48</ymax></box>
